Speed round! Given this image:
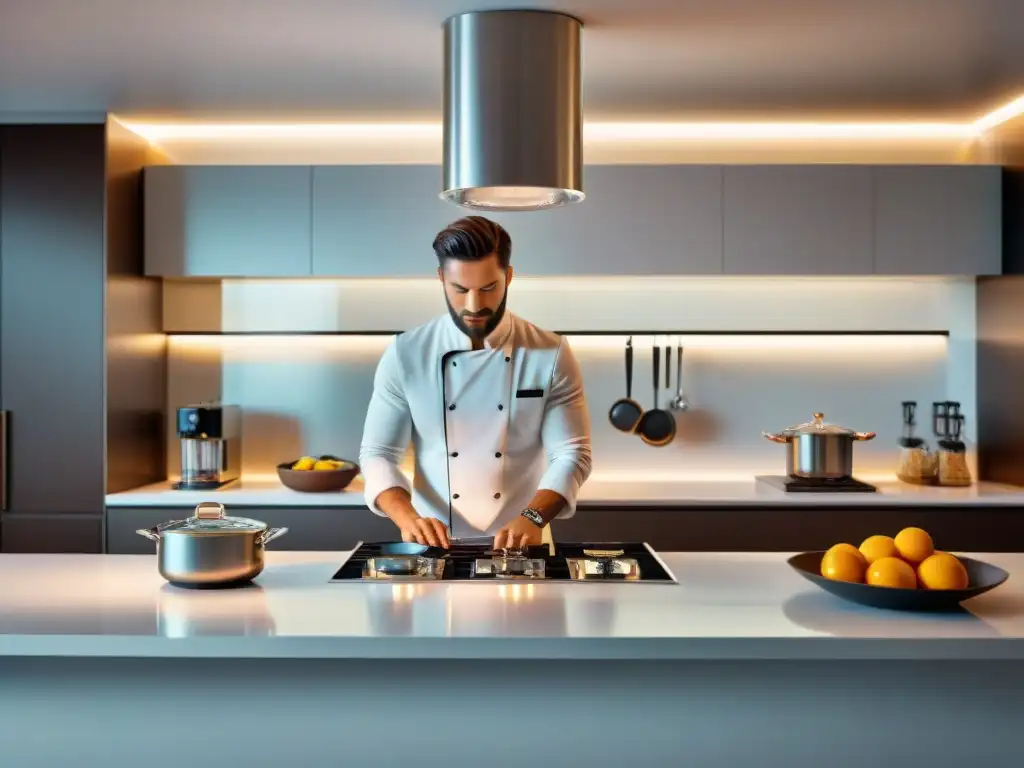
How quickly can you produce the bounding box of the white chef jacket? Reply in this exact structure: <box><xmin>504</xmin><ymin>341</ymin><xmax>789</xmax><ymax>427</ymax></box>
<box><xmin>359</xmin><ymin>311</ymin><xmax>592</xmax><ymax>537</ymax></box>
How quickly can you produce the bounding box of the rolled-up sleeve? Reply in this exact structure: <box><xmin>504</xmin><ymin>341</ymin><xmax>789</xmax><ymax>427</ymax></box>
<box><xmin>537</xmin><ymin>337</ymin><xmax>592</xmax><ymax>517</ymax></box>
<box><xmin>359</xmin><ymin>339</ymin><xmax>413</xmax><ymax>515</ymax></box>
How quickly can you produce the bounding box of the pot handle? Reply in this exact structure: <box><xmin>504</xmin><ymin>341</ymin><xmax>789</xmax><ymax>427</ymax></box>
<box><xmin>260</xmin><ymin>527</ymin><xmax>289</xmax><ymax>546</ymax></box>
<box><xmin>136</xmin><ymin>528</ymin><xmax>161</xmax><ymax>542</ymax></box>
<box><xmin>854</xmin><ymin>431</ymin><xmax>877</xmax><ymax>442</ymax></box>
<box><xmin>761</xmin><ymin>431</ymin><xmax>790</xmax><ymax>444</ymax></box>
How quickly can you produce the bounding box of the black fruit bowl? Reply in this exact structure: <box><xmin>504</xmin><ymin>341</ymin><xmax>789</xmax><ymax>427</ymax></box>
<box><xmin>787</xmin><ymin>551</ymin><xmax>1009</xmax><ymax>612</ymax></box>
<box><xmin>277</xmin><ymin>456</ymin><xmax>360</xmax><ymax>493</ymax></box>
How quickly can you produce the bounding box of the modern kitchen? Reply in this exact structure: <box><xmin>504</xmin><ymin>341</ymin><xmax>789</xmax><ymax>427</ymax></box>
<box><xmin>2</xmin><ymin>1</ymin><xmax>1024</xmax><ymax>766</ymax></box>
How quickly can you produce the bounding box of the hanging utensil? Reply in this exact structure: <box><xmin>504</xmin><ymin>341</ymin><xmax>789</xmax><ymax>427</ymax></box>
<box><xmin>669</xmin><ymin>340</ymin><xmax>690</xmax><ymax>413</ymax></box>
<box><xmin>609</xmin><ymin>337</ymin><xmax>643</xmax><ymax>433</ymax></box>
<box><xmin>636</xmin><ymin>344</ymin><xmax>676</xmax><ymax>447</ymax></box>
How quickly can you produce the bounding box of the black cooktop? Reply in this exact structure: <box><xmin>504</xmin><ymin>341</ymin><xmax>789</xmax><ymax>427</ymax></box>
<box><xmin>330</xmin><ymin>541</ymin><xmax>676</xmax><ymax>583</ymax></box>
<box><xmin>756</xmin><ymin>475</ymin><xmax>878</xmax><ymax>493</ymax></box>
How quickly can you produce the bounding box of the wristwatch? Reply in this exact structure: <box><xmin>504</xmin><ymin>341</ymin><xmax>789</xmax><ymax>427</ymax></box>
<box><xmin>520</xmin><ymin>507</ymin><xmax>545</xmax><ymax>527</ymax></box>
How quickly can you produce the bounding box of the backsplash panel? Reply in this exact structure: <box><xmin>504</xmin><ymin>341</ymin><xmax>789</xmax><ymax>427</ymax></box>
<box><xmin>162</xmin><ymin>274</ymin><xmax>976</xmax><ymax>483</ymax></box>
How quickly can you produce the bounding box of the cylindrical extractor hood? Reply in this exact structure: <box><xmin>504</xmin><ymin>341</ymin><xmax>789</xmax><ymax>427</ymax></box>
<box><xmin>441</xmin><ymin>9</ymin><xmax>584</xmax><ymax>211</ymax></box>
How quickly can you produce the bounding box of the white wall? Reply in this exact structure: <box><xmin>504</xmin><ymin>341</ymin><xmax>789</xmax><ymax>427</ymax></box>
<box><xmin>164</xmin><ymin>277</ymin><xmax>975</xmax><ymax>482</ymax></box>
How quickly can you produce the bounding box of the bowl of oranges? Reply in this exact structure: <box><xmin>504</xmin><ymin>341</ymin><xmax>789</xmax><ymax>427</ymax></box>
<box><xmin>276</xmin><ymin>455</ymin><xmax>360</xmax><ymax>493</ymax></box>
<box><xmin>788</xmin><ymin>527</ymin><xmax>1009</xmax><ymax>611</ymax></box>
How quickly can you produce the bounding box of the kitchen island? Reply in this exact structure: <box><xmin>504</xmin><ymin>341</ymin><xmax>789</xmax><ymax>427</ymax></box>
<box><xmin>0</xmin><ymin>551</ymin><xmax>1020</xmax><ymax>767</ymax></box>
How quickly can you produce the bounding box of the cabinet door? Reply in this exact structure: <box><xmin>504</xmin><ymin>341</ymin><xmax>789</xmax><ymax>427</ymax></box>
<box><xmin>313</xmin><ymin>165</ymin><xmax>453</xmax><ymax>277</ymax></box>
<box><xmin>1</xmin><ymin>125</ymin><xmax>106</xmax><ymax>517</ymax></box>
<box><xmin>491</xmin><ymin>165</ymin><xmax>723</xmax><ymax>276</ymax></box>
<box><xmin>873</xmin><ymin>166</ymin><xmax>1002</xmax><ymax>275</ymax></box>
<box><xmin>723</xmin><ymin>166</ymin><xmax>873</xmax><ymax>275</ymax></box>
<box><xmin>145</xmin><ymin>166</ymin><xmax>312</xmax><ymax>277</ymax></box>
<box><xmin>313</xmin><ymin>165</ymin><xmax>724</xmax><ymax>277</ymax></box>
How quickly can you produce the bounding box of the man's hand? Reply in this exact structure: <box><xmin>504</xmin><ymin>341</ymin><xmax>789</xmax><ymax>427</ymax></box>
<box><xmin>398</xmin><ymin>515</ymin><xmax>450</xmax><ymax>548</ymax></box>
<box><xmin>493</xmin><ymin>515</ymin><xmax>544</xmax><ymax>550</ymax></box>
<box><xmin>374</xmin><ymin>487</ymin><xmax>449</xmax><ymax>548</ymax></box>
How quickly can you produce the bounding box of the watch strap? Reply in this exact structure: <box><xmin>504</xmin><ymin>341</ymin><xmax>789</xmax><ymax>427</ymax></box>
<box><xmin>520</xmin><ymin>507</ymin><xmax>545</xmax><ymax>527</ymax></box>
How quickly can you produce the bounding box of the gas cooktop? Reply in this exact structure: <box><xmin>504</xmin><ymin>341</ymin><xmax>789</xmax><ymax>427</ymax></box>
<box><xmin>330</xmin><ymin>542</ymin><xmax>677</xmax><ymax>583</ymax></box>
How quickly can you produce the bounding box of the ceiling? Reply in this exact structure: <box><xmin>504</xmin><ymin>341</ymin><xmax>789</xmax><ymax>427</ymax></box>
<box><xmin>1</xmin><ymin>0</ymin><xmax>1022</xmax><ymax>121</ymax></box>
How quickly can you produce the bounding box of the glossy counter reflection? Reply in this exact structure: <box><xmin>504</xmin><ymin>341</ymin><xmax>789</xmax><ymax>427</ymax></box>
<box><xmin>0</xmin><ymin>552</ymin><xmax>1020</xmax><ymax>659</ymax></box>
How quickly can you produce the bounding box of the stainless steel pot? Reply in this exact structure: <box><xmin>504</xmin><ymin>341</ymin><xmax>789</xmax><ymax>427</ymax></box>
<box><xmin>762</xmin><ymin>412</ymin><xmax>876</xmax><ymax>480</ymax></box>
<box><xmin>137</xmin><ymin>502</ymin><xmax>288</xmax><ymax>587</ymax></box>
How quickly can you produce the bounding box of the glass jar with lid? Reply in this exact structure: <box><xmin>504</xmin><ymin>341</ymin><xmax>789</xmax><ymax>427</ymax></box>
<box><xmin>896</xmin><ymin>401</ymin><xmax>936</xmax><ymax>485</ymax></box>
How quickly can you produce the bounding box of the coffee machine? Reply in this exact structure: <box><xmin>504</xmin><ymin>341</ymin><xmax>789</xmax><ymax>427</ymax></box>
<box><xmin>174</xmin><ymin>404</ymin><xmax>242</xmax><ymax>490</ymax></box>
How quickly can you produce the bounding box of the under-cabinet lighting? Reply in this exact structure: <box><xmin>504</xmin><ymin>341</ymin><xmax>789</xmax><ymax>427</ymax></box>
<box><xmin>167</xmin><ymin>333</ymin><xmax>947</xmax><ymax>355</ymax></box>
<box><xmin>118</xmin><ymin>92</ymin><xmax>1024</xmax><ymax>146</ymax></box>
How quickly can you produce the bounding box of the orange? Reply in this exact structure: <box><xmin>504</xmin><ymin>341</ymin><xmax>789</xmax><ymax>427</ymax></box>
<box><xmin>859</xmin><ymin>535</ymin><xmax>900</xmax><ymax>565</ymax></box>
<box><xmin>894</xmin><ymin>527</ymin><xmax>934</xmax><ymax>564</ymax></box>
<box><xmin>820</xmin><ymin>548</ymin><xmax>867</xmax><ymax>583</ymax></box>
<box><xmin>826</xmin><ymin>543</ymin><xmax>863</xmax><ymax>560</ymax></box>
<box><xmin>917</xmin><ymin>552</ymin><xmax>969</xmax><ymax>590</ymax></box>
<box><xmin>866</xmin><ymin>557</ymin><xmax>918</xmax><ymax>589</ymax></box>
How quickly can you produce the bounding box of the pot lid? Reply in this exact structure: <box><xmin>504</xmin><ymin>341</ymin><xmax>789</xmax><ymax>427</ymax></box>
<box><xmin>159</xmin><ymin>502</ymin><xmax>267</xmax><ymax>534</ymax></box>
<box><xmin>780</xmin><ymin>413</ymin><xmax>857</xmax><ymax>437</ymax></box>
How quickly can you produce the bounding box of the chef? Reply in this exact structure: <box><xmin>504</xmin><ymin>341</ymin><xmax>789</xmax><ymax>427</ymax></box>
<box><xmin>359</xmin><ymin>215</ymin><xmax>592</xmax><ymax>549</ymax></box>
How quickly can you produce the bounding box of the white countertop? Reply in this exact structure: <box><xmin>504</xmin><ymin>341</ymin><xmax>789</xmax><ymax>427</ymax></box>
<box><xmin>0</xmin><ymin>551</ymin><xmax>1020</xmax><ymax>660</ymax></box>
<box><xmin>105</xmin><ymin>474</ymin><xmax>1024</xmax><ymax>507</ymax></box>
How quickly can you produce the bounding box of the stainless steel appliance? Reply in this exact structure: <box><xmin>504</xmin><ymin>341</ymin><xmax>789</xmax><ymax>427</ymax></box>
<box><xmin>331</xmin><ymin>541</ymin><xmax>677</xmax><ymax>583</ymax></box>
<box><xmin>175</xmin><ymin>404</ymin><xmax>241</xmax><ymax>490</ymax></box>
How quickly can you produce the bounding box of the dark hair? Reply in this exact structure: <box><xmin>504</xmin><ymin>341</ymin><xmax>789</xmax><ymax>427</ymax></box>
<box><xmin>432</xmin><ymin>216</ymin><xmax>511</xmax><ymax>268</ymax></box>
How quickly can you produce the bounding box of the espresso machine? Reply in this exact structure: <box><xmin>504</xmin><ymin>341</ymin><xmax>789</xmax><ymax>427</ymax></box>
<box><xmin>174</xmin><ymin>404</ymin><xmax>242</xmax><ymax>490</ymax></box>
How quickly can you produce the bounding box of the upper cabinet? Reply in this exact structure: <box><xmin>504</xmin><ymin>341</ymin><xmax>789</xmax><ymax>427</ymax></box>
<box><xmin>723</xmin><ymin>166</ymin><xmax>873</xmax><ymax>275</ymax></box>
<box><xmin>145</xmin><ymin>166</ymin><xmax>313</xmax><ymax>277</ymax></box>
<box><xmin>872</xmin><ymin>166</ymin><xmax>1001</xmax><ymax>275</ymax></box>
<box><xmin>313</xmin><ymin>165</ymin><xmax>724</xmax><ymax>276</ymax></box>
<box><xmin>145</xmin><ymin>163</ymin><xmax>1003</xmax><ymax>278</ymax></box>
<box><xmin>312</xmin><ymin>165</ymin><xmax>453</xmax><ymax>278</ymax></box>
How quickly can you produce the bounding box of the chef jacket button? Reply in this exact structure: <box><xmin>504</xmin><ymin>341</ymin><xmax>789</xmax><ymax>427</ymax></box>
<box><xmin>453</xmin><ymin>493</ymin><xmax>460</xmax><ymax>500</ymax></box>
<box><xmin>495</xmin><ymin>452</ymin><xmax>502</xmax><ymax>458</ymax></box>
<box><xmin>452</xmin><ymin>361</ymin><xmax>457</xmax><ymax>367</ymax></box>
<box><xmin>451</xmin><ymin>452</ymin><xmax>458</xmax><ymax>458</ymax></box>
<box><xmin>497</xmin><ymin>404</ymin><xmax>504</xmax><ymax>411</ymax></box>
<box><xmin>493</xmin><ymin>492</ymin><xmax>501</xmax><ymax>500</ymax></box>
<box><xmin>448</xmin><ymin>403</ymin><xmax>456</xmax><ymax>411</ymax></box>
<box><xmin>505</xmin><ymin>356</ymin><xmax>511</xmax><ymax>363</ymax></box>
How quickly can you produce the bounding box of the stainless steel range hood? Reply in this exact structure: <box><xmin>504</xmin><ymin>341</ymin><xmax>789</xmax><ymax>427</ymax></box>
<box><xmin>441</xmin><ymin>10</ymin><xmax>584</xmax><ymax>211</ymax></box>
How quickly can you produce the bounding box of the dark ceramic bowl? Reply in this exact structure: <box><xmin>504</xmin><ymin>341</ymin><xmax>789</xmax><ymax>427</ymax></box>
<box><xmin>788</xmin><ymin>551</ymin><xmax>1009</xmax><ymax>612</ymax></box>
<box><xmin>276</xmin><ymin>456</ymin><xmax>360</xmax><ymax>493</ymax></box>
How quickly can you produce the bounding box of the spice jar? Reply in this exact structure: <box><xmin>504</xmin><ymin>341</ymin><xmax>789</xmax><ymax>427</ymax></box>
<box><xmin>896</xmin><ymin>401</ymin><xmax>935</xmax><ymax>485</ymax></box>
<box><xmin>937</xmin><ymin>412</ymin><xmax>972</xmax><ymax>487</ymax></box>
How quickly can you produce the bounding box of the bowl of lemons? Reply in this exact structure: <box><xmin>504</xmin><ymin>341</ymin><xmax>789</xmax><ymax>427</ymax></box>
<box><xmin>788</xmin><ymin>527</ymin><xmax>1009</xmax><ymax>611</ymax></box>
<box><xmin>276</xmin><ymin>455</ymin><xmax>360</xmax><ymax>493</ymax></box>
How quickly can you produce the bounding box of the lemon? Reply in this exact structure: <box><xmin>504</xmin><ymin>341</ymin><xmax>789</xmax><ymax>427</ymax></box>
<box><xmin>894</xmin><ymin>527</ymin><xmax>934</xmax><ymax>564</ymax></box>
<box><xmin>917</xmin><ymin>552</ymin><xmax>969</xmax><ymax>590</ymax></box>
<box><xmin>866</xmin><ymin>557</ymin><xmax>918</xmax><ymax>589</ymax></box>
<box><xmin>859</xmin><ymin>535</ymin><xmax>900</xmax><ymax>565</ymax></box>
<box><xmin>820</xmin><ymin>548</ymin><xmax>866</xmax><ymax>583</ymax></box>
<box><xmin>826</xmin><ymin>543</ymin><xmax>864</xmax><ymax>561</ymax></box>
<box><xmin>291</xmin><ymin>456</ymin><xmax>316</xmax><ymax>471</ymax></box>
<box><xmin>312</xmin><ymin>460</ymin><xmax>339</xmax><ymax>471</ymax></box>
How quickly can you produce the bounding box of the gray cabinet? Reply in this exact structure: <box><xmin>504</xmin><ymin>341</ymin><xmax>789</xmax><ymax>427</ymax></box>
<box><xmin>0</xmin><ymin>126</ymin><xmax>108</xmax><ymax>550</ymax></box>
<box><xmin>491</xmin><ymin>165</ymin><xmax>724</xmax><ymax>275</ymax></box>
<box><xmin>873</xmin><ymin>166</ymin><xmax>1002</xmax><ymax>275</ymax></box>
<box><xmin>723</xmin><ymin>166</ymin><xmax>873</xmax><ymax>275</ymax></box>
<box><xmin>312</xmin><ymin>165</ymin><xmax>724</xmax><ymax>276</ymax></box>
<box><xmin>313</xmin><ymin>165</ymin><xmax>453</xmax><ymax>277</ymax></box>
<box><xmin>145</xmin><ymin>166</ymin><xmax>313</xmax><ymax>277</ymax></box>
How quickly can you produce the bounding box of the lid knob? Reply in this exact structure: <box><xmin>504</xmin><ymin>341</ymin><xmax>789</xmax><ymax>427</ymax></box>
<box><xmin>194</xmin><ymin>501</ymin><xmax>226</xmax><ymax>520</ymax></box>
<box><xmin>813</xmin><ymin>412</ymin><xmax>825</xmax><ymax>425</ymax></box>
